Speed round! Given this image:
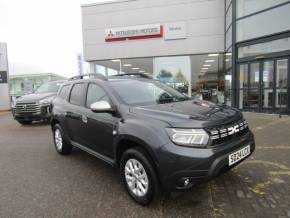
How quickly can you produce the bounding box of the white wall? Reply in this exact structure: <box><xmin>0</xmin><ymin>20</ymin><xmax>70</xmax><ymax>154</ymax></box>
<box><xmin>82</xmin><ymin>0</ymin><xmax>225</xmax><ymax>61</ymax></box>
<box><xmin>0</xmin><ymin>43</ymin><xmax>10</xmax><ymax>110</ymax></box>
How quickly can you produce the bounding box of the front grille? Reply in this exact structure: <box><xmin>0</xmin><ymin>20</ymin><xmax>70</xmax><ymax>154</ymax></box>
<box><xmin>207</xmin><ymin>120</ymin><xmax>249</xmax><ymax>145</ymax></box>
<box><xmin>14</xmin><ymin>102</ymin><xmax>41</xmax><ymax>114</ymax></box>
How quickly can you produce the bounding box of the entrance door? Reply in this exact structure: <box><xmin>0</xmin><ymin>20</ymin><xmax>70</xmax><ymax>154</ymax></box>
<box><xmin>275</xmin><ymin>59</ymin><xmax>289</xmax><ymax>112</ymax></box>
<box><xmin>238</xmin><ymin>62</ymin><xmax>260</xmax><ymax>111</ymax></box>
<box><xmin>261</xmin><ymin>61</ymin><xmax>274</xmax><ymax>111</ymax></box>
<box><xmin>238</xmin><ymin>58</ymin><xmax>289</xmax><ymax>113</ymax></box>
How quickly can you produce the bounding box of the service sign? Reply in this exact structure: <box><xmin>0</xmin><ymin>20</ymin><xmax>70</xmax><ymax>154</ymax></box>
<box><xmin>0</xmin><ymin>71</ymin><xmax>7</xmax><ymax>84</ymax></box>
<box><xmin>164</xmin><ymin>22</ymin><xmax>187</xmax><ymax>40</ymax></box>
<box><xmin>105</xmin><ymin>24</ymin><xmax>163</xmax><ymax>42</ymax></box>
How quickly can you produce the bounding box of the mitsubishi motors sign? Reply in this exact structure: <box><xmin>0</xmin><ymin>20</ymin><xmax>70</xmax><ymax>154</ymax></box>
<box><xmin>105</xmin><ymin>24</ymin><xmax>163</xmax><ymax>42</ymax></box>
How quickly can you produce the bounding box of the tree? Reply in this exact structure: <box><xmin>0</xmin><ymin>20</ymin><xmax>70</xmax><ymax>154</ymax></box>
<box><xmin>156</xmin><ymin>70</ymin><xmax>173</xmax><ymax>79</ymax></box>
<box><xmin>175</xmin><ymin>69</ymin><xmax>187</xmax><ymax>83</ymax></box>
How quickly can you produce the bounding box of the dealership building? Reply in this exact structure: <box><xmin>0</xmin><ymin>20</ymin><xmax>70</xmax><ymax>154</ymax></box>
<box><xmin>81</xmin><ymin>0</ymin><xmax>290</xmax><ymax>114</ymax></box>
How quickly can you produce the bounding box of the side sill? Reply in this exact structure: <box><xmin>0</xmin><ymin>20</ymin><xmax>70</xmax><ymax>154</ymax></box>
<box><xmin>71</xmin><ymin>140</ymin><xmax>116</xmax><ymax>167</ymax></box>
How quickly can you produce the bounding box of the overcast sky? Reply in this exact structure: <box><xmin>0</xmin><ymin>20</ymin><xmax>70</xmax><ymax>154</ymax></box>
<box><xmin>0</xmin><ymin>0</ymin><xmax>115</xmax><ymax>78</ymax></box>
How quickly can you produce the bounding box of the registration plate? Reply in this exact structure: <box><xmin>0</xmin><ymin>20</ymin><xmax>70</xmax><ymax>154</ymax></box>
<box><xmin>228</xmin><ymin>145</ymin><xmax>251</xmax><ymax>166</ymax></box>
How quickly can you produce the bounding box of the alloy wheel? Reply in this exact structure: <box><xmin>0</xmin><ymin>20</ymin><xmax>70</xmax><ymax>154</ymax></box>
<box><xmin>54</xmin><ymin>128</ymin><xmax>63</xmax><ymax>151</ymax></box>
<box><xmin>124</xmin><ymin>159</ymin><xmax>149</xmax><ymax>197</ymax></box>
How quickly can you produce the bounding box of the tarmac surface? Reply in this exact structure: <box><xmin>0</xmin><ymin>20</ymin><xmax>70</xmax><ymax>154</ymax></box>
<box><xmin>0</xmin><ymin>112</ymin><xmax>290</xmax><ymax>218</ymax></box>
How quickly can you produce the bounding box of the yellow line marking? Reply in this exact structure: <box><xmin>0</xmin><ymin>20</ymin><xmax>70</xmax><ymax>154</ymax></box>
<box><xmin>239</xmin><ymin>160</ymin><xmax>289</xmax><ymax>170</ymax></box>
<box><xmin>257</xmin><ymin>146</ymin><xmax>290</xmax><ymax>150</ymax></box>
<box><xmin>269</xmin><ymin>171</ymin><xmax>290</xmax><ymax>176</ymax></box>
<box><xmin>252</xmin><ymin>118</ymin><xmax>290</xmax><ymax>132</ymax></box>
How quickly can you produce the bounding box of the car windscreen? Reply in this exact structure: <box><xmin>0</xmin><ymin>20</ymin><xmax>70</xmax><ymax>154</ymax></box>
<box><xmin>34</xmin><ymin>82</ymin><xmax>63</xmax><ymax>94</ymax></box>
<box><xmin>109</xmin><ymin>79</ymin><xmax>189</xmax><ymax>106</ymax></box>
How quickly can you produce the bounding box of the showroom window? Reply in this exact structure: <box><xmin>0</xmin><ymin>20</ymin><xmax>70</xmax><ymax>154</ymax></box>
<box><xmin>95</xmin><ymin>58</ymin><xmax>153</xmax><ymax>78</ymax></box>
<box><xmin>92</xmin><ymin>54</ymin><xmax>226</xmax><ymax>104</ymax></box>
<box><xmin>236</xmin><ymin>3</ymin><xmax>290</xmax><ymax>42</ymax></box>
<box><xmin>121</xmin><ymin>57</ymin><xmax>153</xmax><ymax>76</ymax></box>
<box><xmin>95</xmin><ymin>60</ymin><xmax>122</xmax><ymax>76</ymax></box>
<box><xmin>190</xmin><ymin>54</ymin><xmax>225</xmax><ymax>104</ymax></box>
<box><xmin>154</xmin><ymin>56</ymin><xmax>191</xmax><ymax>96</ymax></box>
<box><xmin>96</xmin><ymin>65</ymin><xmax>106</xmax><ymax>76</ymax></box>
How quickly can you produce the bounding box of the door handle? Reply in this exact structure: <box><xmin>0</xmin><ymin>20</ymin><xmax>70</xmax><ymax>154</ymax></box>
<box><xmin>82</xmin><ymin>115</ymin><xmax>88</xmax><ymax>124</ymax></box>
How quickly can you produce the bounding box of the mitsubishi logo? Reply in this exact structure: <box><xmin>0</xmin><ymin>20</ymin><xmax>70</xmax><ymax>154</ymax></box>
<box><xmin>107</xmin><ymin>30</ymin><xmax>114</xmax><ymax>38</ymax></box>
<box><xmin>228</xmin><ymin>125</ymin><xmax>240</xmax><ymax>135</ymax></box>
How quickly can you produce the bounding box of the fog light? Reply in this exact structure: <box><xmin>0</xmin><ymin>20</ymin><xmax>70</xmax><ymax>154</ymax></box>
<box><xmin>184</xmin><ymin>178</ymin><xmax>190</xmax><ymax>186</ymax></box>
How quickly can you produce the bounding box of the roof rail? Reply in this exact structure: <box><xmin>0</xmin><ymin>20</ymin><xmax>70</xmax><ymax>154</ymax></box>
<box><xmin>69</xmin><ymin>73</ymin><xmax>108</xmax><ymax>81</ymax></box>
<box><xmin>110</xmin><ymin>73</ymin><xmax>151</xmax><ymax>79</ymax></box>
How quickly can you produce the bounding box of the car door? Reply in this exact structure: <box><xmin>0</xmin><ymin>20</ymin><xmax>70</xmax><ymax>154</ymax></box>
<box><xmin>66</xmin><ymin>82</ymin><xmax>88</xmax><ymax>145</ymax></box>
<box><xmin>83</xmin><ymin>82</ymin><xmax>119</xmax><ymax>158</ymax></box>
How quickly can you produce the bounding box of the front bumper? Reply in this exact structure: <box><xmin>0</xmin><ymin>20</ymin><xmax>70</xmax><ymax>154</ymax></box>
<box><xmin>12</xmin><ymin>104</ymin><xmax>52</xmax><ymax>121</ymax></box>
<box><xmin>157</xmin><ymin>130</ymin><xmax>255</xmax><ymax>191</ymax></box>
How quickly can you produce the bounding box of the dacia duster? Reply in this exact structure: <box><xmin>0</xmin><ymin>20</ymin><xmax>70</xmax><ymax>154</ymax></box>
<box><xmin>50</xmin><ymin>73</ymin><xmax>255</xmax><ymax>205</ymax></box>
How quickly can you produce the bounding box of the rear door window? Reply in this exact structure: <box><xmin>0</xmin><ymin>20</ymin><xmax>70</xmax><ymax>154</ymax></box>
<box><xmin>70</xmin><ymin>83</ymin><xmax>85</xmax><ymax>106</ymax></box>
<box><xmin>58</xmin><ymin>85</ymin><xmax>70</xmax><ymax>100</ymax></box>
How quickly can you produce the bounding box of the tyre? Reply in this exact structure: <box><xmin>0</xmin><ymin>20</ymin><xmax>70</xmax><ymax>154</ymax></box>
<box><xmin>52</xmin><ymin>124</ymin><xmax>72</xmax><ymax>155</ymax></box>
<box><xmin>17</xmin><ymin>120</ymin><xmax>32</xmax><ymax>125</ymax></box>
<box><xmin>120</xmin><ymin>147</ymin><xmax>160</xmax><ymax>205</ymax></box>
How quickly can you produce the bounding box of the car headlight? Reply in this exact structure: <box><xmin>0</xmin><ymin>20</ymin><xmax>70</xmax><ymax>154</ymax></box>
<box><xmin>166</xmin><ymin>128</ymin><xmax>210</xmax><ymax>147</ymax></box>
<box><xmin>39</xmin><ymin>96</ymin><xmax>54</xmax><ymax>105</ymax></box>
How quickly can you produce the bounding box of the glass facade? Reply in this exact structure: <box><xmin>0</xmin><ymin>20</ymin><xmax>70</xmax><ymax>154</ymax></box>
<box><xmin>236</xmin><ymin>0</ymin><xmax>289</xmax><ymax>18</ymax></box>
<box><xmin>231</xmin><ymin>0</ymin><xmax>290</xmax><ymax>114</ymax></box>
<box><xmin>237</xmin><ymin>3</ymin><xmax>290</xmax><ymax>42</ymax></box>
<box><xmin>238</xmin><ymin>37</ymin><xmax>290</xmax><ymax>58</ymax></box>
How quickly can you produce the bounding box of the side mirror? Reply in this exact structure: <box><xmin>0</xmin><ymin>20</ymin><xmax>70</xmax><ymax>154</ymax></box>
<box><xmin>90</xmin><ymin>101</ymin><xmax>114</xmax><ymax>113</ymax></box>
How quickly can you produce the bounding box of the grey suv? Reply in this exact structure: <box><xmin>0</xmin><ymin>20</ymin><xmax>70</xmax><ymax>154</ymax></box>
<box><xmin>50</xmin><ymin>74</ymin><xmax>255</xmax><ymax>205</ymax></box>
<box><xmin>12</xmin><ymin>81</ymin><xmax>65</xmax><ymax>125</ymax></box>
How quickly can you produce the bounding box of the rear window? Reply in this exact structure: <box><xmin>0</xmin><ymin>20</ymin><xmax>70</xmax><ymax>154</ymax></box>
<box><xmin>69</xmin><ymin>83</ymin><xmax>85</xmax><ymax>106</ymax></box>
<box><xmin>58</xmin><ymin>85</ymin><xmax>70</xmax><ymax>100</ymax></box>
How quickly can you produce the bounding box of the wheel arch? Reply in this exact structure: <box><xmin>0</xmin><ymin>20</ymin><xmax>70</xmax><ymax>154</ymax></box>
<box><xmin>115</xmin><ymin>136</ymin><xmax>159</xmax><ymax>170</ymax></box>
<box><xmin>50</xmin><ymin>117</ymin><xmax>59</xmax><ymax>129</ymax></box>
